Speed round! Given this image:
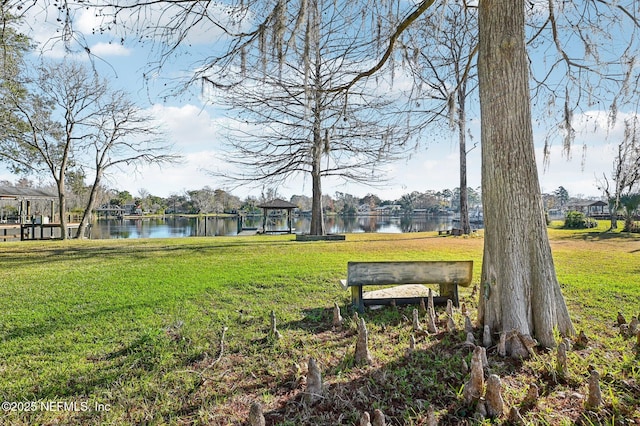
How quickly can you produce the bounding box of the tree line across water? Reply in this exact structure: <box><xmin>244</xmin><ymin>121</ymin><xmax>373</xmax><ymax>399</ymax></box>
<box><xmin>6</xmin><ymin>178</ymin><xmax>628</xmax><ymax>223</ymax></box>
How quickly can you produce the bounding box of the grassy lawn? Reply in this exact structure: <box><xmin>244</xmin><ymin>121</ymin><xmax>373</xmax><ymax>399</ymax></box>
<box><xmin>0</xmin><ymin>224</ymin><xmax>638</xmax><ymax>425</ymax></box>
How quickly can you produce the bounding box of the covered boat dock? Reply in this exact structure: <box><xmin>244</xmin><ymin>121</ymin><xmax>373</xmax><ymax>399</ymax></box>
<box><xmin>0</xmin><ymin>185</ymin><xmax>78</xmax><ymax>241</ymax></box>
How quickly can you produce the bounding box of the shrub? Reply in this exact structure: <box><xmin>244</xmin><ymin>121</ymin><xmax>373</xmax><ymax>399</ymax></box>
<box><xmin>563</xmin><ymin>211</ymin><xmax>598</xmax><ymax>229</ymax></box>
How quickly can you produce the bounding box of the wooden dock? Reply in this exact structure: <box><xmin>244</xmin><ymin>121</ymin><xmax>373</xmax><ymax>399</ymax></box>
<box><xmin>0</xmin><ymin>224</ymin><xmax>21</xmax><ymax>241</ymax></box>
<box><xmin>0</xmin><ymin>223</ymin><xmax>82</xmax><ymax>241</ymax></box>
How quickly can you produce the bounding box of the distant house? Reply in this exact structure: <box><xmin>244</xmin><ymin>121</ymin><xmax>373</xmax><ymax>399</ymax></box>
<box><xmin>356</xmin><ymin>204</ymin><xmax>371</xmax><ymax>215</ymax></box>
<box><xmin>122</xmin><ymin>203</ymin><xmax>142</xmax><ymax>215</ymax></box>
<box><xmin>375</xmin><ymin>204</ymin><xmax>402</xmax><ymax>216</ymax></box>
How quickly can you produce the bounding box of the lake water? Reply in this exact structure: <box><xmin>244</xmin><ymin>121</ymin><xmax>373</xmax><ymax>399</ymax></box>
<box><xmin>88</xmin><ymin>215</ymin><xmax>462</xmax><ymax>239</ymax></box>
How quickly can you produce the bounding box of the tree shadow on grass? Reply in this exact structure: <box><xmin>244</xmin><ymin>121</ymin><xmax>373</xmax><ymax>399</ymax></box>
<box><xmin>0</xmin><ymin>232</ymin><xmax>443</xmax><ymax>269</ymax></box>
<box><xmin>227</xmin><ymin>303</ymin><xmax>494</xmax><ymax>424</ymax></box>
<box><xmin>2</xmin><ymin>297</ymin><xmax>171</xmax><ymax>343</ymax></box>
<box><xmin>0</xmin><ymin>238</ymin><xmax>301</xmax><ymax>267</ymax></box>
<box><xmin>264</xmin><ymin>348</ymin><xmax>475</xmax><ymax>425</ymax></box>
<box><xmin>554</xmin><ymin>229</ymin><xmax>640</xmax><ymax>242</ymax></box>
<box><xmin>256</xmin><ymin>306</ymin><xmax>512</xmax><ymax>425</ymax></box>
<box><xmin>237</xmin><ymin>301</ymin><xmax>640</xmax><ymax>425</ymax></box>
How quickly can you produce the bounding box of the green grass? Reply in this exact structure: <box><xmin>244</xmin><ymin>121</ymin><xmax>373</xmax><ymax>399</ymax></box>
<box><xmin>0</xmin><ymin>227</ymin><xmax>638</xmax><ymax>425</ymax></box>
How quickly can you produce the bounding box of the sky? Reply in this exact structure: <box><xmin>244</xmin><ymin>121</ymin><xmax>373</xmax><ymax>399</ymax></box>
<box><xmin>0</xmin><ymin>2</ymin><xmax>626</xmax><ymax>202</ymax></box>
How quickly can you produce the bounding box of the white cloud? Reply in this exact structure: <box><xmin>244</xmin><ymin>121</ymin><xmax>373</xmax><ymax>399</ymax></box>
<box><xmin>535</xmin><ymin>109</ymin><xmax>638</xmax><ymax>194</ymax></box>
<box><xmin>74</xmin><ymin>6</ymin><xmax>114</xmax><ymax>35</ymax></box>
<box><xmin>537</xmin><ymin>143</ymin><xmax>612</xmax><ymax>196</ymax></box>
<box><xmin>78</xmin><ymin>103</ymin><xmax>228</xmax><ymax>197</ymax></box>
<box><xmin>149</xmin><ymin>104</ymin><xmax>223</xmax><ymax>151</ymax></box>
<box><xmin>90</xmin><ymin>42</ymin><xmax>131</xmax><ymax>57</ymax></box>
<box><xmin>102</xmin><ymin>150</ymin><xmax>224</xmax><ymax>197</ymax></box>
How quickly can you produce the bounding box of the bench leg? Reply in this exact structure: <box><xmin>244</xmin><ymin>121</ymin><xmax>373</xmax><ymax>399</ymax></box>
<box><xmin>351</xmin><ymin>285</ymin><xmax>364</xmax><ymax>312</ymax></box>
<box><xmin>439</xmin><ymin>283</ymin><xmax>460</xmax><ymax>307</ymax></box>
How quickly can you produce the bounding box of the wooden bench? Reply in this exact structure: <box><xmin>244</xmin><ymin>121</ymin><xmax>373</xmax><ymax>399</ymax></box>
<box><xmin>340</xmin><ymin>260</ymin><xmax>473</xmax><ymax>312</ymax></box>
<box><xmin>438</xmin><ymin>228</ymin><xmax>463</xmax><ymax>236</ymax></box>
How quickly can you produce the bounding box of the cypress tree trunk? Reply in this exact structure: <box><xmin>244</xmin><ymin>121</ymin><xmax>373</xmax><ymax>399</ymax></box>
<box><xmin>76</xmin><ymin>171</ymin><xmax>103</xmax><ymax>239</ymax></box>
<box><xmin>309</xmin><ymin>19</ymin><xmax>325</xmax><ymax>236</ymax></box>
<box><xmin>477</xmin><ymin>0</ymin><xmax>574</xmax><ymax>353</ymax></box>
<box><xmin>310</xmin><ymin>158</ymin><xmax>325</xmax><ymax>235</ymax></box>
<box><xmin>56</xmin><ymin>178</ymin><xmax>68</xmax><ymax>240</ymax></box>
<box><xmin>457</xmin><ymin>80</ymin><xmax>471</xmax><ymax>235</ymax></box>
<box><xmin>309</xmin><ymin>91</ymin><xmax>324</xmax><ymax>235</ymax></box>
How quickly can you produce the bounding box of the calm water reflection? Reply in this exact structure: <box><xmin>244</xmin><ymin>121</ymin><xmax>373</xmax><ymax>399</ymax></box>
<box><xmin>89</xmin><ymin>215</ymin><xmax>458</xmax><ymax>239</ymax></box>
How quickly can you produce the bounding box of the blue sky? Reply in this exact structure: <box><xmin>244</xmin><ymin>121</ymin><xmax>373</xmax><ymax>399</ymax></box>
<box><xmin>0</xmin><ymin>2</ymin><xmax>623</xmax><ymax>201</ymax></box>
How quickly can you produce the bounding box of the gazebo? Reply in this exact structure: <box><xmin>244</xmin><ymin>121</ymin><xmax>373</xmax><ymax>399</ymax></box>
<box><xmin>257</xmin><ymin>198</ymin><xmax>298</xmax><ymax>234</ymax></box>
<box><xmin>585</xmin><ymin>200</ymin><xmax>608</xmax><ymax>217</ymax></box>
<box><xmin>567</xmin><ymin>200</ymin><xmax>608</xmax><ymax>218</ymax></box>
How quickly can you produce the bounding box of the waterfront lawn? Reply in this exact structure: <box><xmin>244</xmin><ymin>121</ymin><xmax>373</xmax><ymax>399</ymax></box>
<box><xmin>0</xmin><ymin>226</ymin><xmax>638</xmax><ymax>424</ymax></box>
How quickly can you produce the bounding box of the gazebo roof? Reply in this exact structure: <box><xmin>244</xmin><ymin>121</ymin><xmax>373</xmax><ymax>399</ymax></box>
<box><xmin>567</xmin><ymin>200</ymin><xmax>607</xmax><ymax>207</ymax></box>
<box><xmin>0</xmin><ymin>185</ymin><xmax>57</xmax><ymax>200</ymax></box>
<box><xmin>257</xmin><ymin>198</ymin><xmax>298</xmax><ymax>209</ymax></box>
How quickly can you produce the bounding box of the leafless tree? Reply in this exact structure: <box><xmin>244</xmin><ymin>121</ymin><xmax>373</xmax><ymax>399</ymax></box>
<box><xmin>4</xmin><ymin>61</ymin><xmax>107</xmax><ymax>238</ymax></box>
<box><xmin>127</xmin><ymin>0</ymin><xmax>411</xmax><ymax>235</ymax></box>
<box><xmin>402</xmin><ymin>2</ymin><xmax>478</xmax><ymax>234</ymax></box>
<box><xmin>4</xmin><ymin>60</ymin><xmax>178</xmax><ymax>239</ymax></box>
<box><xmin>598</xmin><ymin>115</ymin><xmax>640</xmax><ymax>229</ymax></box>
<box><xmin>76</xmin><ymin>89</ymin><xmax>179</xmax><ymax>238</ymax></box>
<box><xmin>209</xmin><ymin>55</ymin><xmax>408</xmax><ymax>234</ymax></box>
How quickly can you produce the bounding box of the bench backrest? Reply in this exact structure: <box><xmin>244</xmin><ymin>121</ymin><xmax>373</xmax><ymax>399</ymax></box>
<box><xmin>346</xmin><ymin>260</ymin><xmax>473</xmax><ymax>287</ymax></box>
